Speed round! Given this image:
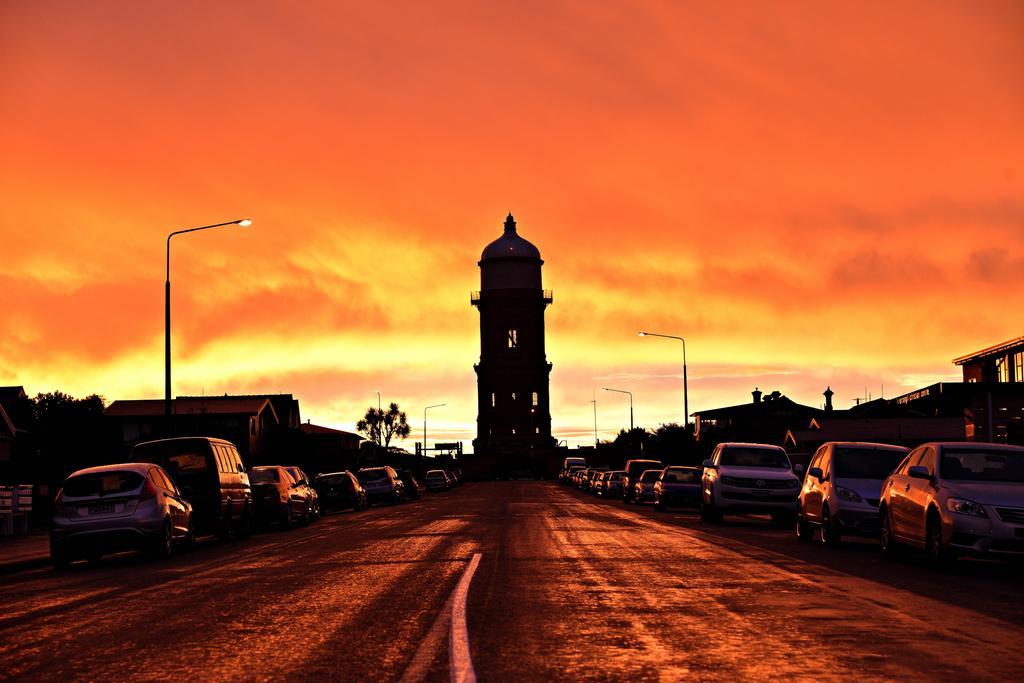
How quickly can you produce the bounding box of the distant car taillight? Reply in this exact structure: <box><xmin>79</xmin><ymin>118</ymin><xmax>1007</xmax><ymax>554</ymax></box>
<box><xmin>139</xmin><ymin>478</ymin><xmax>160</xmax><ymax>502</ymax></box>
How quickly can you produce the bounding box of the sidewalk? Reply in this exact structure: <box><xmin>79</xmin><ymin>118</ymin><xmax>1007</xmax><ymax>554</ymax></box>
<box><xmin>0</xmin><ymin>529</ymin><xmax>50</xmax><ymax>574</ymax></box>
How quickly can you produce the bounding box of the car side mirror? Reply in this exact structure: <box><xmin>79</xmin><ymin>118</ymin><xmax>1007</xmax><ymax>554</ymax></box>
<box><xmin>808</xmin><ymin>467</ymin><xmax>821</xmax><ymax>480</ymax></box>
<box><xmin>702</xmin><ymin>459</ymin><xmax>715</xmax><ymax>469</ymax></box>
<box><xmin>907</xmin><ymin>466</ymin><xmax>930</xmax><ymax>480</ymax></box>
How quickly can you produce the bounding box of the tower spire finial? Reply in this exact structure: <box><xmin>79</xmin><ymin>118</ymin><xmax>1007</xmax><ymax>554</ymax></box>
<box><xmin>504</xmin><ymin>212</ymin><xmax>516</xmax><ymax>233</ymax></box>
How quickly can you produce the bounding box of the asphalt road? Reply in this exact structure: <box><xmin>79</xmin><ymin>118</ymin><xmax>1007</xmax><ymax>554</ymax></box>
<box><xmin>2</xmin><ymin>482</ymin><xmax>1023</xmax><ymax>681</ymax></box>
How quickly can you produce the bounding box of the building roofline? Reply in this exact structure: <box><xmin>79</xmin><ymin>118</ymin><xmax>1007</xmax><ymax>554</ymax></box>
<box><xmin>953</xmin><ymin>335</ymin><xmax>1024</xmax><ymax>365</ymax></box>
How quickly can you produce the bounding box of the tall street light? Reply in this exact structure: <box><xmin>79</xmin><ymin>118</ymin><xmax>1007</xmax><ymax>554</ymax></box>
<box><xmin>639</xmin><ymin>331</ymin><xmax>689</xmax><ymax>429</ymax></box>
<box><xmin>424</xmin><ymin>403</ymin><xmax>446</xmax><ymax>453</ymax></box>
<box><xmin>603</xmin><ymin>388</ymin><xmax>634</xmax><ymax>433</ymax></box>
<box><xmin>165</xmin><ymin>219</ymin><xmax>252</xmax><ymax>419</ymax></box>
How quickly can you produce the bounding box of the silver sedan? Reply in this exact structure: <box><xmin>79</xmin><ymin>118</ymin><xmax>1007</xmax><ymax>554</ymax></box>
<box><xmin>879</xmin><ymin>442</ymin><xmax>1024</xmax><ymax>565</ymax></box>
<box><xmin>50</xmin><ymin>463</ymin><xmax>193</xmax><ymax>569</ymax></box>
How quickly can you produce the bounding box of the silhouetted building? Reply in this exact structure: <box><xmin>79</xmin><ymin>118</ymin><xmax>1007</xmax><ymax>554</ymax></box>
<box><xmin>106</xmin><ymin>396</ymin><xmax>281</xmax><ymax>461</ymax></box>
<box><xmin>955</xmin><ymin>335</ymin><xmax>1024</xmax><ymax>384</ymax></box>
<box><xmin>894</xmin><ymin>382</ymin><xmax>1022</xmax><ymax>445</ymax></box>
<box><xmin>471</xmin><ymin>214</ymin><xmax>556</xmax><ymax>464</ymax></box>
<box><xmin>694</xmin><ymin>389</ymin><xmax>824</xmax><ymax>445</ymax></box>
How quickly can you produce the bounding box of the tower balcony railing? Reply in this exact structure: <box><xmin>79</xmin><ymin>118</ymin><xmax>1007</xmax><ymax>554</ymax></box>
<box><xmin>471</xmin><ymin>289</ymin><xmax>553</xmax><ymax>305</ymax></box>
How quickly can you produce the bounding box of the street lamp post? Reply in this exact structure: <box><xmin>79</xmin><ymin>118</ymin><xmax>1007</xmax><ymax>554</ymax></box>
<box><xmin>639</xmin><ymin>331</ymin><xmax>688</xmax><ymax>429</ymax></box>
<box><xmin>423</xmin><ymin>403</ymin><xmax>446</xmax><ymax>454</ymax></box>
<box><xmin>165</xmin><ymin>219</ymin><xmax>252</xmax><ymax>419</ymax></box>
<box><xmin>603</xmin><ymin>387</ymin><xmax>634</xmax><ymax>433</ymax></box>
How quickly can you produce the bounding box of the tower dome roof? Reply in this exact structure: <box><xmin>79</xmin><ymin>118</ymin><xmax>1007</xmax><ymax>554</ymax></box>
<box><xmin>480</xmin><ymin>213</ymin><xmax>541</xmax><ymax>262</ymax></box>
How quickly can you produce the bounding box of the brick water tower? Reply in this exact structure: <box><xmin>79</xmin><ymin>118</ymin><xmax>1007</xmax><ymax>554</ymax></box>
<box><xmin>472</xmin><ymin>214</ymin><xmax>556</xmax><ymax>460</ymax></box>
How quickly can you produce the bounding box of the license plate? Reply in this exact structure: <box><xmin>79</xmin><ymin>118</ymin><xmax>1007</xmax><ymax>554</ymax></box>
<box><xmin>89</xmin><ymin>503</ymin><xmax>115</xmax><ymax>514</ymax></box>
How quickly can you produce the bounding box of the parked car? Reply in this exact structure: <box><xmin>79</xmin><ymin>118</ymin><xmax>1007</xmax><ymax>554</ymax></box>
<box><xmin>587</xmin><ymin>468</ymin><xmax>608</xmax><ymax>494</ymax></box>
<box><xmin>879</xmin><ymin>442</ymin><xmax>1024</xmax><ymax>565</ymax></box>
<box><xmin>654</xmin><ymin>466</ymin><xmax>702</xmax><ymax>511</ymax></box>
<box><xmin>131</xmin><ymin>436</ymin><xmax>251</xmax><ymax>539</ymax></box>
<box><xmin>797</xmin><ymin>442</ymin><xmax>909</xmax><ymax>544</ymax></box>
<box><xmin>632</xmin><ymin>469</ymin><xmax>661</xmax><ymax>503</ymax></box>
<box><xmin>394</xmin><ymin>468</ymin><xmax>421</xmax><ymax>500</ymax></box>
<box><xmin>701</xmin><ymin>443</ymin><xmax>803</xmax><ymax>526</ymax></box>
<box><xmin>564</xmin><ymin>465</ymin><xmax>586</xmax><ymax>485</ymax></box>
<box><xmin>357</xmin><ymin>466</ymin><xmax>405</xmax><ymax>505</ymax></box>
<box><xmin>622</xmin><ymin>459</ymin><xmax>665</xmax><ymax>503</ymax></box>
<box><xmin>250</xmin><ymin>466</ymin><xmax>314</xmax><ymax>528</ymax></box>
<box><xmin>600</xmin><ymin>471</ymin><xmax>626</xmax><ymax>498</ymax></box>
<box><xmin>50</xmin><ymin>463</ymin><xmax>193</xmax><ymax>568</ymax></box>
<box><xmin>313</xmin><ymin>471</ymin><xmax>367</xmax><ymax>512</ymax></box>
<box><xmin>450</xmin><ymin>468</ymin><xmax>465</xmax><ymax>486</ymax></box>
<box><xmin>572</xmin><ymin>468</ymin><xmax>588</xmax><ymax>488</ymax></box>
<box><xmin>424</xmin><ymin>469</ymin><xmax>452</xmax><ymax>492</ymax></box>
<box><xmin>560</xmin><ymin>457</ymin><xmax>587</xmax><ymax>482</ymax></box>
<box><xmin>285</xmin><ymin>466</ymin><xmax>320</xmax><ymax>519</ymax></box>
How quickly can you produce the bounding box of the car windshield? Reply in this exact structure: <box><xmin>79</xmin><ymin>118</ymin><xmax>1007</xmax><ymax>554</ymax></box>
<box><xmin>628</xmin><ymin>461</ymin><xmax>663</xmax><ymax>476</ymax></box>
<box><xmin>940</xmin><ymin>448</ymin><xmax>1024</xmax><ymax>483</ymax></box>
<box><xmin>640</xmin><ymin>470</ymin><xmax>661</xmax><ymax>482</ymax></box>
<box><xmin>317</xmin><ymin>475</ymin><xmax>346</xmax><ymax>485</ymax></box>
<box><xmin>133</xmin><ymin>442</ymin><xmax>209</xmax><ymax>473</ymax></box>
<box><xmin>833</xmin><ymin>447</ymin><xmax>907</xmax><ymax>480</ymax></box>
<box><xmin>720</xmin><ymin>447</ymin><xmax>790</xmax><ymax>469</ymax></box>
<box><xmin>663</xmin><ymin>468</ymin><xmax>698</xmax><ymax>483</ymax></box>
<box><xmin>609</xmin><ymin>472</ymin><xmax>625</xmax><ymax>480</ymax></box>
<box><xmin>250</xmin><ymin>468</ymin><xmax>279</xmax><ymax>484</ymax></box>
<box><xmin>63</xmin><ymin>471</ymin><xmax>144</xmax><ymax>498</ymax></box>
<box><xmin>358</xmin><ymin>469</ymin><xmax>387</xmax><ymax>482</ymax></box>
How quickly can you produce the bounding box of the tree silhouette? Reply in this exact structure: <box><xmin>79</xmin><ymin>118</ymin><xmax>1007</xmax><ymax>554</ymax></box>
<box><xmin>356</xmin><ymin>402</ymin><xmax>411</xmax><ymax>449</ymax></box>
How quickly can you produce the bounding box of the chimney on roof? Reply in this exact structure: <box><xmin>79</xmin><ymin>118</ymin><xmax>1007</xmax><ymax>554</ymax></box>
<box><xmin>752</xmin><ymin>387</ymin><xmax>762</xmax><ymax>404</ymax></box>
<box><xmin>824</xmin><ymin>386</ymin><xmax>834</xmax><ymax>412</ymax></box>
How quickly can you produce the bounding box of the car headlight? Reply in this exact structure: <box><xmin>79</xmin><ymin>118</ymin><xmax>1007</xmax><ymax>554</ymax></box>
<box><xmin>836</xmin><ymin>486</ymin><xmax>863</xmax><ymax>502</ymax></box>
<box><xmin>784</xmin><ymin>478</ymin><xmax>801</xmax><ymax>489</ymax></box>
<box><xmin>946</xmin><ymin>497</ymin><xmax>987</xmax><ymax>517</ymax></box>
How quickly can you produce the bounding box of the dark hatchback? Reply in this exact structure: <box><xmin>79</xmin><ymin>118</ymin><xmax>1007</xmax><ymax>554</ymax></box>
<box><xmin>654</xmin><ymin>466</ymin><xmax>702</xmax><ymax>511</ymax></box>
<box><xmin>314</xmin><ymin>471</ymin><xmax>367</xmax><ymax>512</ymax></box>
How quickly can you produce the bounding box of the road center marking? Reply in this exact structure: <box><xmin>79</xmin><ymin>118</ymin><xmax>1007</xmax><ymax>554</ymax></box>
<box><xmin>449</xmin><ymin>552</ymin><xmax>482</xmax><ymax>683</ymax></box>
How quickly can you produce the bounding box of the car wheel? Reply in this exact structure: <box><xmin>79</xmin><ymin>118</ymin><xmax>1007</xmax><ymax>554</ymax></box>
<box><xmin>236</xmin><ymin>504</ymin><xmax>252</xmax><ymax>539</ymax></box>
<box><xmin>183</xmin><ymin>520</ymin><xmax>195</xmax><ymax>549</ymax></box>
<box><xmin>50</xmin><ymin>543</ymin><xmax>71</xmax><ymax>571</ymax></box>
<box><xmin>926</xmin><ymin>512</ymin><xmax>954</xmax><ymax>569</ymax></box>
<box><xmin>218</xmin><ymin>502</ymin><xmax>237</xmax><ymax>542</ymax></box>
<box><xmin>152</xmin><ymin>520</ymin><xmax>174</xmax><ymax>560</ymax></box>
<box><xmin>701</xmin><ymin>493</ymin><xmax>722</xmax><ymax>523</ymax></box>
<box><xmin>819</xmin><ymin>507</ymin><xmax>841</xmax><ymax>547</ymax></box>
<box><xmin>796</xmin><ymin>513</ymin><xmax>813</xmax><ymax>542</ymax></box>
<box><xmin>879</xmin><ymin>506</ymin><xmax>897</xmax><ymax>559</ymax></box>
<box><xmin>770</xmin><ymin>511</ymin><xmax>795</xmax><ymax>529</ymax></box>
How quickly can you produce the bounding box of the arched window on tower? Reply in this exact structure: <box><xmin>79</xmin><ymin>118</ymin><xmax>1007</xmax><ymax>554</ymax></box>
<box><xmin>491</xmin><ymin>393</ymin><xmax>496</xmax><ymax>408</ymax></box>
<box><xmin>532</xmin><ymin>392</ymin><xmax>539</xmax><ymax>407</ymax></box>
<box><xmin>511</xmin><ymin>392</ymin><xmax>517</xmax><ymax>402</ymax></box>
<box><xmin>507</xmin><ymin>329</ymin><xmax>518</xmax><ymax>349</ymax></box>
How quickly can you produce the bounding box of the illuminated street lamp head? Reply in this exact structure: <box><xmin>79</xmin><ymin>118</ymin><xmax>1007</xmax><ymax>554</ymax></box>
<box><xmin>638</xmin><ymin>331</ymin><xmax>647</xmax><ymax>337</ymax></box>
<box><xmin>237</xmin><ymin>218</ymin><xmax>253</xmax><ymax>227</ymax></box>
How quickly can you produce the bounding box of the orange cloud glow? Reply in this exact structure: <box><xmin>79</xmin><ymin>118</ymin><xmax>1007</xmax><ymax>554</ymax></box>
<box><xmin>1</xmin><ymin>1</ymin><xmax>1022</xmax><ymax>447</ymax></box>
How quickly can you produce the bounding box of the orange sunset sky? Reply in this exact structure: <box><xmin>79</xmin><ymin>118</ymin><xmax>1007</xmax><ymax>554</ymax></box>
<box><xmin>1</xmin><ymin>1</ymin><xmax>1022</xmax><ymax>449</ymax></box>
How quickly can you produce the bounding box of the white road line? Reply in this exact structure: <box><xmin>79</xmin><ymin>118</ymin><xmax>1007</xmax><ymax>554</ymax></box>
<box><xmin>449</xmin><ymin>552</ymin><xmax>482</xmax><ymax>683</ymax></box>
<box><xmin>398</xmin><ymin>552</ymin><xmax>483</xmax><ymax>683</ymax></box>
